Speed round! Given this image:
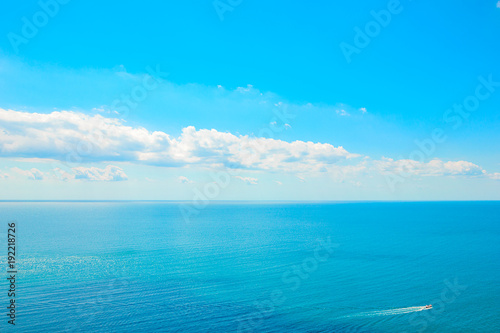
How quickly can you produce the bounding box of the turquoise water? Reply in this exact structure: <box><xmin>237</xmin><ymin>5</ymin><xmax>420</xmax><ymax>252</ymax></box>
<box><xmin>0</xmin><ymin>201</ymin><xmax>499</xmax><ymax>332</ymax></box>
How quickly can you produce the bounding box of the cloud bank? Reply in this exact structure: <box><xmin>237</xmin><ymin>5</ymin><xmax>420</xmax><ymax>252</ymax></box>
<box><xmin>1</xmin><ymin>108</ymin><xmax>497</xmax><ymax>182</ymax></box>
<box><xmin>13</xmin><ymin>165</ymin><xmax>127</xmax><ymax>182</ymax></box>
<box><xmin>12</xmin><ymin>167</ymin><xmax>45</xmax><ymax>180</ymax></box>
<box><xmin>375</xmin><ymin>158</ymin><xmax>487</xmax><ymax>177</ymax></box>
<box><xmin>0</xmin><ymin>109</ymin><xmax>357</xmax><ymax>173</ymax></box>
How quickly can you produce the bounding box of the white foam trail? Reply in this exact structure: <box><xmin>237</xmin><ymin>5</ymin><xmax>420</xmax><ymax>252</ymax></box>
<box><xmin>341</xmin><ymin>306</ymin><xmax>430</xmax><ymax>319</ymax></box>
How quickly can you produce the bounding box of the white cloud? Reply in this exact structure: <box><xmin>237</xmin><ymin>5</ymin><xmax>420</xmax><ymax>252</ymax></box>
<box><xmin>497</xmin><ymin>1</ymin><xmax>500</xmax><ymax>8</ymax></box>
<box><xmin>489</xmin><ymin>172</ymin><xmax>500</xmax><ymax>180</ymax></box>
<box><xmin>0</xmin><ymin>170</ymin><xmax>9</xmax><ymax>179</ymax></box>
<box><xmin>360</xmin><ymin>107</ymin><xmax>367</xmax><ymax>114</ymax></box>
<box><xmin>14</xmin><ymin>157</ymin><xmax>60</xmax><ymax>163</ymax></box>
<box><xmin>12</xmin><ymin>167</ymin><xmax>45</xmax><ymax>180</ymax></box>
<box><xmin>0</xmin><ymin>109</ymin><xmax>359</xmax><ymax>174</ymax></box>
<box><xmin>1</xmin><ymin>109</ymin><xmax>497</xmax><ymax>183</ymax></box>
<box><xmin>336</xmin><ymin>109</ymin><xmax>350</xmax><ymax>116</ymax></box>
<box><xmin>53</xmin><ymin>168</ymin><xmax>74</xmax><ymax>181</ymax></box>
<box><xmin>71</xmin><ymin>165</ymin><xmax>128</xmax><ymax>181</ymax></box>
<box><xmin>10</xmin><ymin>165</ymin><xmax>126</xmax><ymax>181</ymax></box>
<box><xmin>178</xmin><ymin>176</ymin><xmax>194</xmax><ymax>184</ymax></box>
<box><xmin>274</xmin><ymin>180</ymin><xmax>282</xmax><ymax>185</ymax></box>
<box><xmin>440</xmin><ymin>160</ymin><xmax>486</xmax><ymax>176</ymax></box>
<box><xmin>235</xmin><ymin>176</ymin><xmax>258</xmax><ymax>185</ymax></box>
<box><xmin>374</xmin><ymin>158</ymin><xmax>487</xmax><ymax>177</ymax></box>
<box><xmin>236</xmin><ymin>84</ymin><xmax>254</xmax><ymax>93</ymax></box>
<box><xmin>328</xmin><ymin>162</ymin><xmax>368</xmax><ymax>182</ymax></box>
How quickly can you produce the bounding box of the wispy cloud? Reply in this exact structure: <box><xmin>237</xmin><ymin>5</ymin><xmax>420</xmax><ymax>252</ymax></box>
<box><xmin>374</xmin><ymin>158</ymin><xmax>487</xmax><ymax>177</ymax></box>
<box><xmin>12</xmin><ymin>165</ymin><xmax>128</xmax><ymax>182</ymax></box>
<box><xmin>336</xmin><ymin>109</ymin><xmax>350</xmax><ymax>116</ymax></box>
<box><xmin>71</xmin><ymin>165</ymin><xmax>128</xmax><ymax>181</ymax></box>
<box><xmin>235</xmin><ymin>176</ymin><xmax>259</xmax><ymax>185</ymax></box>
<box><xmin>12</xmin><ymin>167</ymin><xmax>45</xmax><ymax>180</ymax></box>
<box><xmin>489</xmin><ymin>172</ymin><xmax>500</xmax><ymax>180</ymax></box>
<box><xmin>14</xmin><ymin>158</ymin><xmax>60</xmax><ymax>163</ymax></box>
<box><xmin>53</xmin><ymin>168</ymin><xmax>75</xmax><ymax>181</ymax></box>
<box><xmin>178</xmin><ymin>176</ymin><xmax>194</xmax><ymax>184</ymax></box>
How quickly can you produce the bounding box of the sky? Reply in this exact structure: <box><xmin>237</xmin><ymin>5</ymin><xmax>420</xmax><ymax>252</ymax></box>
<box><xmin>0</xmin><ymin>0</ymin><xmax>499</xmax><ymax>200</ymax></box>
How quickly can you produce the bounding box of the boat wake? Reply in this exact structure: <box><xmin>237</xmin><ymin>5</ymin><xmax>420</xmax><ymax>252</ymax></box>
<box><xmin>341</xmin><ymin>306</ymin><xmax>431</xmax><ymax>319</ymax></box>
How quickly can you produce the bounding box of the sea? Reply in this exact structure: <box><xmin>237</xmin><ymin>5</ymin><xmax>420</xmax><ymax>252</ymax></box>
<box><xmin>0</xmin><ymin>201</ymin><xmax>498</xmax><ymax>332</ymax></box>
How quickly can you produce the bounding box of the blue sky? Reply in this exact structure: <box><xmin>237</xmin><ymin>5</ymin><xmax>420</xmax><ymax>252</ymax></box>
<box><xmin>0</xmin><ymin>0</ymin><xmax>499</xmax><ymax>200</ymax></box>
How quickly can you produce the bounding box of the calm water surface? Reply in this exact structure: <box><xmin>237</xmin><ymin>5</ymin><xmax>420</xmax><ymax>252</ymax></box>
<box><xmin>0</xmin><ymin>201</ymin><xmax>498</xmax><ymax>332</ymax></box>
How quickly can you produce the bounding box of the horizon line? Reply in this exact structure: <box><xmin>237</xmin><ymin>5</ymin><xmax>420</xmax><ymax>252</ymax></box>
<box><xmin>0</xmin><ymin>200</ymin><xmax>498</xmax><ymax>203</ymax></box>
